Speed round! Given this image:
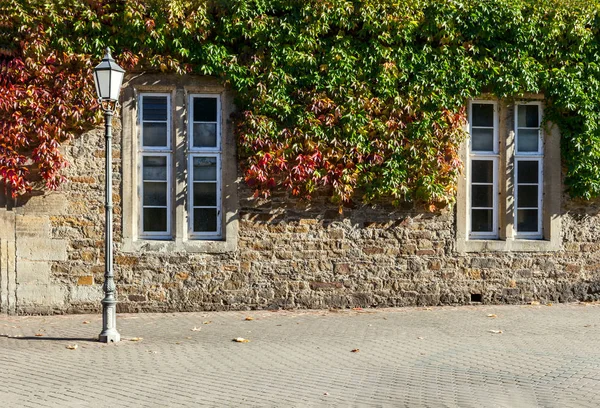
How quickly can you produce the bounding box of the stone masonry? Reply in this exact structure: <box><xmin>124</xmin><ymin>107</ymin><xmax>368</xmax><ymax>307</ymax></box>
<box><xmin>1</xmin><ymin>79</ymin><xmax>599</xmax><ymax>314</ymax></box>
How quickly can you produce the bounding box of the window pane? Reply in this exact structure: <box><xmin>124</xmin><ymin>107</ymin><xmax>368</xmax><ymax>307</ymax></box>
<box><xmin>472</xmin><ymin>185</ymin><xmax>493</xmax><ymax>208</ymax></box>
<box><xmin>193</xmin><ymin>97</ymin><xmax>218</xmax><ymax>122</ymax></box>
<box><xmin>517</xmin><ymin>161</ymin><xmax>539</xmax><ymax>183</ymax></box>
<box><xmin>143</xmin><ymin>182</ymin><xmax>167</xmax><ymax>206</ymax></box>
<box><xmin>143</xmin><ymin>122</ymin><xmax>168</xmax><ymax>147</ymax></box>
<box><xmin>517</xmin><ymin>209</ymin><xmax>538</xmax><ymax>232</ymax></box>
<box><xmin>143</xmin><ymin>208</ymin><xmax>167</xmax><ymax>232</ymax></box>
<box><xmin>193</xmin><ymin>157</ymin><xmax>217</xmax><ymax>181</ymax></box>
<box><xmin>143</xmin><ymin>156</ymin><xmax>167</xmax><ymax>181</ymax></box>
<box><xmin>471</xmin><ymin>128</ymin><xmax>494</xmax><ymax>151</ymax></box>
<box><xmin>193</xmin><ymin>208</ymin><xmax>217</xmax><ymax>232</ymax></box>
<box><xmin>193</xmin><ymin>123</ymin><xmax>217</xmax><ymax>148</ymax></box>
<box><xmin>518</xmin><ymin>105</ymin><xmax>539</xmax><ymax>128</ymax></box>
<box><xmin>471</xmin><ymin>209</ymin><xmax>493</xmax><ymax>232</ymax></box>
<box><xmin>143</xmin><ymin>96</ymin><xmax>168</xmax><ymax>121</ymax></box>
<box><xmin>518</xmin><ymin>185</ymin><xmax>538</xmax><ymax>208</ymax></box>
<box><xmin>471</xmin><ymin>104</ymin><xmax>494</xmax><ymax>127</ymax></box>
<box><xmin>472</xmin><ymin>160</ymin><xmax>493</xmax><ymax>183</ymax></box>
<box><xmin>193</xmin><ymin>183</ymin><xmax>217</xmax><ymax>206</ymax></box>
<box><xmin>517</xmin><ymin>129</ymin><xmax>539</xmax><ymax>152</ymax></box>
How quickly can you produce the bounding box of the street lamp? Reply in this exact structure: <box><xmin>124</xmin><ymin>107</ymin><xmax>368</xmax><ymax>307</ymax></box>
<box><xmin>93</xmin><ymin>48</ymin><xmax>125</xmax><ymax>343</ymax></box>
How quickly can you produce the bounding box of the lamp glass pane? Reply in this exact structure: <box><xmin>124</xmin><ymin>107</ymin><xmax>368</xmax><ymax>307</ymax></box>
<box><xmin>95</xmin><ymin>70</ymin><xmax>111</xmax><ymax>100</ymax></box>
<box><xmin>109</xmin><ymin>70</ymin><xmax>124</xmax><ymax>101</ymax></box>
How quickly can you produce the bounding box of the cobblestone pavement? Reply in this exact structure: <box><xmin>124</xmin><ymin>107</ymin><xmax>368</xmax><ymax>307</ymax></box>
<box><xmin>1</xmin><ymin>303</ymin><xmax>600</xmax><ymax>407</ymax></box>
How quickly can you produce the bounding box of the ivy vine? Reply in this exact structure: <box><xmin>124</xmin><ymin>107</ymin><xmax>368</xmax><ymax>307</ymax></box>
<box><xmin>2</xmin><ymin>0</ymin><xmax>600</xmax><ymax>207</ymax></box>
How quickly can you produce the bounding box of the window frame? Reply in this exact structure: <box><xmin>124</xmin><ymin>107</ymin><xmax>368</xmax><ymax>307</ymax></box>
<box><xmin>187</xmin><ymin>94</ymin><xmax>222</xmax><ymax>239</ymax></box>
<box><xmin>456</xmin><ymin>96</ymin><xmax>561</xmax><ymax>253</ymax></box>
<box><xmin>514</xmin><ymin>101</ymin><xmax>544</xmax><ymax>239</ymax></box>
<box><xmin>468</xmin><ymin>100</ymin><xmax>499</xmax><ymax>240</ymax></box>
<box><xmin>138</xmin><ymin>93</ymin><xmax>173</xmax><ymax>239</ymax></box>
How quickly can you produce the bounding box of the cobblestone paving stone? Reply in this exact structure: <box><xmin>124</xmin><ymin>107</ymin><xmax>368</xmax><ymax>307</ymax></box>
<box><xmin>1</xmin><ymin>303</ymin><xmax>599</xmax><ymax>407</ymax></box>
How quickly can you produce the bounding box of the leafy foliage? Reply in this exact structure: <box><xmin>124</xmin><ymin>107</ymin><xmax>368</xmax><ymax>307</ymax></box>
<box><xmin>2</xmin><ymin>0</ymin><xmax>600</xmax><ymax>205</ymax></box>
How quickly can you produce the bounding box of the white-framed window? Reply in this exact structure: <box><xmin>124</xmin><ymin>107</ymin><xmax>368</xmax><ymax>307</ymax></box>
<box><xmin>468</xmin><ymin>100</ymin><xmax>499</xmax><ymax>239</ymax></box>
<box><xmin>139</xmin><ymin>93</ymin><xmax>172</xmax><ymax>238</ymax></box>
<box><xmin>137</xmin><ymin>92</ymin><xmax>223</xmax><ymax>240</ymax></box>
<box><xmin>514</xmin><ymin>102</ymin><xmax>543</xmax><ymax>239</ymax></box>
<box><xmin>188</xmin><ymin>94</ymin><xmax>222</xmax><ymax>239</ymax></box>
<box><xmin>465</xmin><ymin>99</ymin><xmax>547</xmax><ymax>242</ymax></box>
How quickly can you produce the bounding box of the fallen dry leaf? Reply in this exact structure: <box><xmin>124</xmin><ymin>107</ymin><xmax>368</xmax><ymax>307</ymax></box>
<box><xmin>351</xmin><ymin>349</ymin><xmax>360</xmax><ymax>353</ymax></box>
<box><xmin>352</xmin><ymin>307</ymin><xmax>363</xmax><ymax>311</ymax></box>
<box><xmin>529</xmin><ymin>301</ymin><xmax>540</xmax><ymax>306</ymax></box>
<box><xmin>185</xmin><ymin>336</ymin><xmax>192</xmax><ymax>340</ymax></box>
<box><xmin>34</xmin><ymin>333</ymin><xmax>44</xmax><ymax>337</ymax></box>
<box><xmin>233</xmin><ymin>337</ymin><xmax>250</xmax><ymax>343</ymax></box>
<box><xmin>487</xmin><ymin>314</ymin><xmax>497</xmax><ymax>318</ymax></box>
<box><xmin>488</xmin><ymin>330</ymin><xmax>503</xmax><ymax>334</ymax></box>
<box><xmin>203</xmin><ymin>321</ymin><xmax>212</xmax><ymax>324</ymax></box>
<box><xmin>417</xmin><ymin>337</ymin><xmax>424</xmax><ymax>340</ymax></box>
<box><xmin>547</xmin><ymin>303</ymin><xmax>553</xmax><ymax>306</ymax></box>
<box><xmin>129</xmin><ymin>337</ymin><xmax>143</xmax><ymax>342</ymax></box>
<box><xmin>66</xmin><ymin>344</ymin><xmax>78</xmax><ymax>350</ymax></box>
<box><xmin>191</xmin><ymin>327</ymin><xmax>202</xmax><ymax>332</ymax></box>
<box><xmin>82</xmin><ymin>321</ymin><xmax>90</xmax><ymax>324</ymax></box>
<box><xmin>244</xmin><ymin>317</ymin><xmax>254</xmax><ymax>321</ymax></box>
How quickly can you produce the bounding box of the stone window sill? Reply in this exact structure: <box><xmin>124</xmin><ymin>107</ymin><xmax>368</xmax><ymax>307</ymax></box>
<box><xmin>456</xmin><ymin>238</ymin><xmax>561</xmax><ymax>253</ymax></box>
<box><xmin>121</xmin><ymin>238</ymin><xmax>236</xmax><ymax>254</ymax></box>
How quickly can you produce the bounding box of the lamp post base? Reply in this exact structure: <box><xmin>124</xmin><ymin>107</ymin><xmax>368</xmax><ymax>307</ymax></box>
<box><xmin>99</xmin><ymin>329</ymin><xmax>121</xmax><ymax>343</ymax></box>
<box><xmin>99</xmin><ymin>298</ymin><xmax>120</xmax><ymax>343</ymax></box>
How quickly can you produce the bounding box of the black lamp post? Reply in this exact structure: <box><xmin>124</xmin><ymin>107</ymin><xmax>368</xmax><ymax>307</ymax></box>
<box><xmin>93</xmin><ymin>48</ymin><xmax>125</xmax><ymax>343</ymax></box>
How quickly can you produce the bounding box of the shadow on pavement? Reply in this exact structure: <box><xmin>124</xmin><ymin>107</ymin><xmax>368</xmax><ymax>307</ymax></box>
<box><xmin>1</xmin><ymin>335</ymin><xmax>98</xmax><ymax>342</ymax></box>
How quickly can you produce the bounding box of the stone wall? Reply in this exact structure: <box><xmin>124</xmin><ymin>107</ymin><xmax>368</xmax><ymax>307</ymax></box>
<box><xmin>1</xmin><ymin>116</ymin><xmax>600</xmax><ymax>315</ymax></box>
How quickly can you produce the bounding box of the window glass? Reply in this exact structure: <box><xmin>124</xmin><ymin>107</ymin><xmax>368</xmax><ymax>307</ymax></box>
<box><xmin>518</xmin><ymin>105</ymin><xmax>539</xmax><ymax>127</ymax></box>
<box><xmin>472</xmin><ymin>104</ymin><xmax>494</xmax><ymax>127</ymax></box>
<box><xmin>143</xmin><ymin>96</ymin><xmax>168</xmax><ymax>121</ymax></box>
<box><xmin>193</xmin><ymin>97</ymin><xmax>217</xmax><ymax>122</ymax></box>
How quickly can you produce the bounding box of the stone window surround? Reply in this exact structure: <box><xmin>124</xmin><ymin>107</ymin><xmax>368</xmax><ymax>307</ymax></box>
<box><xmin>120</xmin><ymin>74</ymin><xmax>238</xmax><ymax>254</ymax></box>
<box><xmin>456</xmin><ymin>95</ymin><xmax>561</xmax><ymax>253</ymax></box>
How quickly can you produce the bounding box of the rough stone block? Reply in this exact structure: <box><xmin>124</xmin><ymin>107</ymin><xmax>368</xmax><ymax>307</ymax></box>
<box><xmin>309</xmin><ymin>281</ymin><xmax>343</xmax><ymax>290</ymax></box>
<box><xmin>17</xmin><ymin>238</ymin><xmax>68</xmax><ymax>261</ymax></box>
<box><xmin>77</xmin><ymin>276</ymin><xmax>94</xmax><ymax>285</ymax></box>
